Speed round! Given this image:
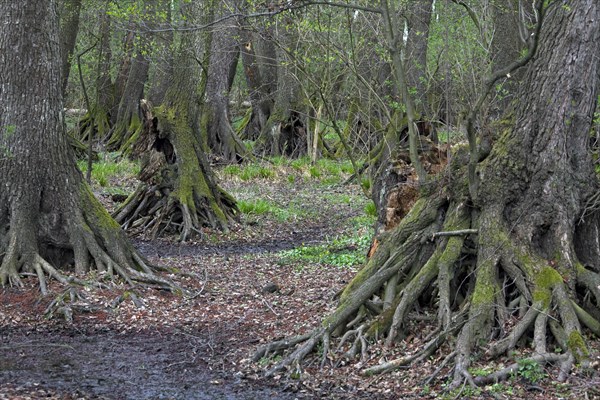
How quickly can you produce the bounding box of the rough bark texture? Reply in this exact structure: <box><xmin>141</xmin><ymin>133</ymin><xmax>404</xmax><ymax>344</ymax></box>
<box><xmin>201</xmin><ymin>0</ymin><xmax>246</xmax><ymax>162</ymax></box>
<box><xmin>239</xmin><ymin>29</ymin><xmax>273</xmax><ymax>140</ymax></box>
<box><xmin>257</xmin><ymin>1</ymin><xmax>600</xmax><ymax>386</ymax></box>
<box><xmin>77</xmin><ymin>10</ymin><xmax>113</xmax><ymax>144</ymax></box>
<box><xmin>107</xmin><ymin>50</ymin><xmax>150</xmax><ymax>152</ymax></box>
<box><xmin>256</xmin><ymin>22</ymin><xmax>306</xmax><ymax>157</ymax></box>
<box><xmin>114</xmin><ymin>2</ymin><xmax>237</xmax><ymax>241</ymax></box>
<box><xmin>0</xmin><ymin>0</ymin><xmax>175</xmax><ymax>295</ymax></box>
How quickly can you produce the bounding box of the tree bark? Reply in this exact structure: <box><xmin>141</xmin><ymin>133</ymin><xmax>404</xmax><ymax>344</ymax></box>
<box><xmin>114</xmin><ymin>1</ymin><xmax>237</xmax><ymax>241</ymax></box>
<box><xmin>201</xmin><ymin>0</ymin><xmax>247</xmax><ymax>162</ymax></box>
<box><xmin>405</xmin><ymin>0</ymin><xmax>433</xmax><ymax>118</ymax></box>
<box><xmin>0</xmin><ymin>0</ymin><xmax>174</xmax><ymax>295</ymax></box>
<box><xmin>257</xmin><ymin>0</ymin><xmax>600</xmax><ymax>386</ymax></box>
<box><xmin>256</xmin><ymin>19</ymin><xmax>307</xmax><ymax>157</ymax></box>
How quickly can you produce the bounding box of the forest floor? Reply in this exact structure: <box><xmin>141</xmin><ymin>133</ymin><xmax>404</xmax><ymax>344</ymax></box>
<box><xmin>1</xmin><ymin>158</ymin><xmax>599</xmax><ymax>399</ymax></box>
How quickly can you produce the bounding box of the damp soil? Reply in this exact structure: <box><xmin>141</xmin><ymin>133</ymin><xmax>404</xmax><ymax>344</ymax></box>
<box><xmin>0</xmin><ymin>177</ymin><xmax>371</xmax><ymax>399</ymax></box>
<box><xmin>0</xmin><ymin>327</ymin><xmax>299</xmax><ymax>399</ymax></box>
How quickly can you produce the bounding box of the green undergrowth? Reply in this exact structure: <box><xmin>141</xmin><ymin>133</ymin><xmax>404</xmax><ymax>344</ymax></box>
<box><xmin>77</xmin><ymin>152</ymin><xmax>140</xmax><ymax>191</ymax></box>
<box><xmin>277</xmin><ymin>231</ymin><xmax>372</xmax><ymax>270</ymax></box>
<box><xmin>237</xmin><ymin>198</ymin><xmax>310</xmax><ymax>222</ymax></box>
<box><xmin>220</xmin><ymin>156</ymin><xmax>356</xmax><ymax>184</ymax></box>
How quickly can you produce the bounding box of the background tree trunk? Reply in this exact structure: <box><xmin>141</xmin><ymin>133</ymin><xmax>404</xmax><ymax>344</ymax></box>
<box><xmin>114</xmin><ymin>1</ymin><xmax>237</xmax><ymax>241</ymax></box>
<box><xmin>58</xmin><ymin>0</ymin><xmax>82</xmax><ymax>96</ymax></box>
<box><xmin>201</xmin><ymin>0</ymin><xmax>246</xmax><ymax>162</ymax></box>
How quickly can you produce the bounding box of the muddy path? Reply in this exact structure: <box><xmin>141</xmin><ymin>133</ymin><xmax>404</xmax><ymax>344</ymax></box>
<box><xmin>0</xmin><ymin>327</ymin><xmax>300</xmax><ymax>400</ymax></box>
<box><xmin>0</xmin><ymin>178</ymin><xmax>373</xmax><ymax>399</ymax></box>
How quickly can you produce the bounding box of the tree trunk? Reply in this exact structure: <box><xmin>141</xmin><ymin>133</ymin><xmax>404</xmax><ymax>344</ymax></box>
<box><xmin>256</xmin><ymin>21</ymin><xmax>307</xmax><ymax>157</ymax></box>
<box><xmin>148</xmin><ymin>0</ymin><xmax>174</xmax><ymax>107</ymax></box>
<box><xmin>201</xmin><ymin>0</ymin><xmax>247</xmax><ymax>162</ymax></box>
<box><xmin>58</xmin><ymin>0</ymin><xmax>82</xmax><ymax>96</ymax></box>
<box><xmin>107</xmin><ymin>50</ymin><xmax>150</xmax><ymax>152</ymax></box>
<box><xmin>114</xmin><ymin>2</ymin><xmax>237</xmax><ymax>241</ymax></box>
<box><xmin>239</xmin><ymin>28</ymin><xmax>272</xmax><ymax>140</ymax></box>
<box><xmin>405</xmin><ymin>0</ymin><xmax>433</xmax><ymax>119</ymax></box>
<box><xmin>77</xmin><ymin>10</ymin><xmax>113</xmax><ymax>144</ymax></box>
<box><xmin>0</xmin><ymin>0</ymin><xmax>175</xmax><ymax>296</ymax></box>
<box><xmin>257</xmin><ymin>0</ymin><xmax>600</xmax><ymax>386</ymax></box>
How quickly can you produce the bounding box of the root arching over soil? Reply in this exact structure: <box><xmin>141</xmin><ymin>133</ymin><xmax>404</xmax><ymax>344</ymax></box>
<box><xmin>113</xmin><ymin>102</ymin><xmax>237</xmax><ymax>242</ymax></box>
<box><xmin>254</xmin><ymin>148</ymin><xmax>600</xmax><ymax>388</ymax></box>
<box><xmin>0</xmin><ymin>181</ymin><xmax>179</xmax><ymax>299</ymax></box>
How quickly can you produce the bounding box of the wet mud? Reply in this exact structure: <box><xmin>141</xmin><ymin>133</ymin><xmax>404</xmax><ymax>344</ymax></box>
<box><xmin>0</xmin><ymin>328</ymin><xmax>299</xmax><ymax>399</ymax></box>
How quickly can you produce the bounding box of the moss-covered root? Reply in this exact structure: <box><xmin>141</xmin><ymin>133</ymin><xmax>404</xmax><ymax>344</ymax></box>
<box><xmin>384</xmin><ymin>201</ymin><xmax>470</xmax><ymax>347</ymax></box>
<box><xmin>1</xmin><ymin>183</ymin><xmax>180</xmax><ymax>296</ymax></box>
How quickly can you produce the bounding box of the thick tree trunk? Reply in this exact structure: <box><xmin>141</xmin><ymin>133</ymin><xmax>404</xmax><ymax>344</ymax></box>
<box><xmin>107</xmin><ymin>50</ymin><xmax>150</xmax><ymax>152</ymax></box>
<box><xmin>257</xmin><ymin>0</ymin><xmax>600</xmax><ymax>386</ymax></box>
<box><xmin>0</xmin><ymin>0</ymin><xmax>174</xmax><ymax>296</ymax></box>
<box><xmin>77</xmin><ymin>10</ymin><xmax>113</xmax><ymax>144</ymax></box>
<box><xmin>114</xmin><ymin>2</ymin><xmax>237</xmax><ymax>241</ymax></box>
<box><xmin>239</xmin><ymin>29</ymin><xmax>273</xmax><ymax>140</ymax></box>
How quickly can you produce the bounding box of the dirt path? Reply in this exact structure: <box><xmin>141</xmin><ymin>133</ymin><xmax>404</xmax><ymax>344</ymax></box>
<box><xmin>1</xmin><ymin>177</ymin><xmax>372</xmax><ymax>399</ymax></box>
<box><xmin>1</xmin><ymin>327</ymin><xmax>298</xmax><ymax>400</ymax></box>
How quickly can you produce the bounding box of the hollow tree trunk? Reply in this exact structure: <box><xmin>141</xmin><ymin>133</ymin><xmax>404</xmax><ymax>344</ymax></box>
<box><xmin>114</xmin><ymin>2</ymin><xmax>237</xmax><ymax>241</ymax></box>
<box><xmin>257</xmin><ymin>1</ymin><xmax>600</xmax><ymax>386</ymax></box>
<box><xmin>0</xmin><ymin>0</ymin><xmax>174</xmax><ymax>295</ymax></box>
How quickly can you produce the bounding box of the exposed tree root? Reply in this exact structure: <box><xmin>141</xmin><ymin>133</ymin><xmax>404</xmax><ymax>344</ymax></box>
<box><xmin>113</xmin><ymin>104</ymin><xmax>237</xmax><ymax>241</ymax></box>
<box><xmin>254</xmin><ymin>153</ymin><xmax>600</xmax><ymax>388</ymax></box>
<box><xmin>0</xmin><ymin>182</ymin><xmax>181</xmax><ymax>298</ymax></box>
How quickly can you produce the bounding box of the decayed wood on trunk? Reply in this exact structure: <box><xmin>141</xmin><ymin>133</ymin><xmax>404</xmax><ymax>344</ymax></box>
<box><xmin>256</xmin><ymin>1</ymin><xmax>600</xmax><ymax>387</ymax></box>
<box><xmin>0</xmin><ymin>0</ymin><xmax>176</xmax><ymax>298</ymax></box>
<box><xmin>114</xmin><ymin>2</ymin><xmax>237</xmax><ymax>242</ymax></box>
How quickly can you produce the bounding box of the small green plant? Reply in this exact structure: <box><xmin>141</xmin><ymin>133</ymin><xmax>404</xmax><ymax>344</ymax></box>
<box><xmin>77</xmin><ymin>153</ymin><xmax>140</xmax><ymax>187</ymax></box>
<box><xmin>469</xmin><ymin>366</ymin><xmax>492</xmax><ymax>377</ymax></box>
<box><xmin>222</xmin><ymin>164</ymin><xmax>242</xmax><ymax>177</ymax></box>
<box><xmin>364</xmin><ymin>200</ymin><xmax>377</xmax><ymax>217</ymax></box>
<box><xmin>258</xmin><ymin>354</ymin><xmax>282</xmax><ymax>367</ymax></box>
<box><xmin>238</xmin><ymin>164</ymin><xmax>276</xmax><ymax>181</ymax></box>
<box><xmin>237</xmin><ymin>199</ymin><xmax>272</xmax><ymax>215</ymax></box>
<box><xmin>360</xmin><ymin>176</ymin><xmax>371</xmax><ymax>192</ymax></box>
<box><xmin>278</xmin><ymin>233</ymin><xmax>371</xmax><ymax>269</ymax></box>
<box><xmin>517</xmin><ymin>358</ymin><xmax>546</xmax><ymax>383</ymax></box>
<box><xmin>308</xmin><ymin>165</ymin><xmax>322</xmax><ymax>178</ymax></box>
